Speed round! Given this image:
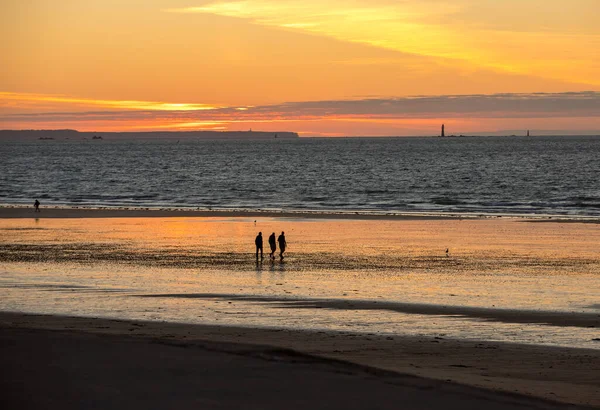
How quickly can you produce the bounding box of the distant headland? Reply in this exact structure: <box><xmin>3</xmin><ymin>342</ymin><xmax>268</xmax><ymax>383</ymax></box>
<box><xmin>0</xmin><ymin>129</ymin><xmax>300</xmax><ymax>141</ymax></box>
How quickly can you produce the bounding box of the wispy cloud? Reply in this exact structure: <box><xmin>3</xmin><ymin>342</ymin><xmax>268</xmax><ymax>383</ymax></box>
<box><xmin>166</xmin><ymin>1</ymin><xmax>460</xmax><ymax>57</ymax></box>
<box><xmin>0</xmin><ymin>92</ymin><xmax>219</xmax><ymax>113</ymax></box>
<box><xmin>165</xmin><ymin>1</ymin><xmax>600</xmax><ymax>86</ymax></box>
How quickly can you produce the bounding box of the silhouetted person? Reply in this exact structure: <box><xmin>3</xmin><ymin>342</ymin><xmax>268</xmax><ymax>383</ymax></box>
<box><xmin>34</xmin><ymin>199</ymin><xmax>40</xmax><ymax>213</ymax></box>
<box><xmin>268</xmin><ymin>232</ymin><xmax>277</xmax><ymax>259</ymax></box>
<box><xmin>255</xmin><ymin>232</ymin><xmax>263</xmax><ymax>260</ymax></box>
<box><xmin>278</xmin><ymin>231</ymin><xmax>286</xmax><ymax>260</ymax></box>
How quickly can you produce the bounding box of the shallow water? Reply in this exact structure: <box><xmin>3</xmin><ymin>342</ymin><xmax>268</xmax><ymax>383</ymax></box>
<box><xmin>1</xmin><ymin>217</ymin><xmax>599</xmax><ymax>349</ymax></box>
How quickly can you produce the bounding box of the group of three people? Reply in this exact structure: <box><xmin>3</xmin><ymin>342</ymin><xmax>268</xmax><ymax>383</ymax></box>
<box><xmin>255</xmin><ymin>231</ymin><xmax>286</xmax><ymax>260</ymax></box>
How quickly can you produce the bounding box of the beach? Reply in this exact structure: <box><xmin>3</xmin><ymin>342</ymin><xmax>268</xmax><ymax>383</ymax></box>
<box><xmin>1</xmin><ymin>207</ymin><xmax>599</xmax><ymax>408</ymax></box>
<box><xmin>1</xmin><ymin>205</ymin><xmax>599</xmax><ymax>222</ymax></box>
<box><xmin>5</xmin><ymin>1</ymin><xmax>600</xmax><ymax>407</ymax></box>
<box><xmin>2</xmin><ymin>312</ymin><xmax>598</xmax><ymax>410</ymax></box>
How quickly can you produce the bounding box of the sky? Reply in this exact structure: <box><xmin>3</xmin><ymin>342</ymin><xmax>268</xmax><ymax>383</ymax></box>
<box><xmin>1</xmin><ymin>0</ymin><xmax>599</xmax><ymax>136</ymax></box>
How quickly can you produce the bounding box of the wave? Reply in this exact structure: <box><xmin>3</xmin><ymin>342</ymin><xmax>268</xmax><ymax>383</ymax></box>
<box><xmin>2</xmin><ymin>136</ymin><xmax>600</xmax><ymax>217</ymax></box>
<box><xmin>430</xmin><ymin>197</ymin><xmax>467</xmax><ymax>206</ymax></box>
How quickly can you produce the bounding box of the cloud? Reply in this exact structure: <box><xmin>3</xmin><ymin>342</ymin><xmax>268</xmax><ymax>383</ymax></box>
<box><xmin>165</xmin><ymin>1</ymin><xmax>462</xmax><ymax>57</ymax></box>
<box><xmin>2</xmin><ymin>92</ymin><xmax>599</xmax><ymax>125</ymax></box>
<box><xmin>256</xmin><ymin>92</ymin><xmax>600</xmax><ymax>118</ymax></box>
<box><xmin>165</xmin><ymin>1</ymin><xmax>600</xmax><ymax>86</ymax></box>
<box><xmin>0</xmin><ymin>92</ymin><xmax>218</xmax><ymax>112</ymax></box>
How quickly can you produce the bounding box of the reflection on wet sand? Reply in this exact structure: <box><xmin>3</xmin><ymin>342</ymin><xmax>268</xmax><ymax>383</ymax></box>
<box><xmin>1</xmin><ymin>243</ymin><xmax>597</xmax><ymax>275</ymax></box>
<box><xmin>134</xmin><ymin>293</ymin><xmax>600</xmax><ymax>328</ymax></box>
<box><xmin>1</xmin><ymin>216</ymin><xmax>599</xmax><ymax>275</ymax></box>
<box><xmin>1</xmin><ymin>216</ymin><xmax>599</xmax><ymax>350</ymax></box>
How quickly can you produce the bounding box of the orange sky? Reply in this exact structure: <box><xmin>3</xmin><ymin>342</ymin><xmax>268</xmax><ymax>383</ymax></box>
<box><xmin>1</xmin><ymin>0</ymin><xmax>599</xmax><ymax>135</ymax></box>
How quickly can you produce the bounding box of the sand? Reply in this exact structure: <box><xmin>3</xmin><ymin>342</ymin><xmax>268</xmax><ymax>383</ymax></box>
<box><xmin>1</xmin><ymin>313</ymin><xmax>598</xmax><ymax>408</ymax></box>
<box><xmin>0</xmin><ymin>205</ymin><xmax>471</xmax><ymax>220</ymax></box>
<box><xmin>3</xmin><ymin>205</ymin><xmax>598</xmax><ymax>222</ymax></box>
<box><xmin>1</xmin><ymin>206</ymin><xmax>599</xmax><ymax>408</ymax></box>
<box><xmin>3</xmin><ymin>327</ymin><xmax>575</xmax><ymax>410</ymax></box>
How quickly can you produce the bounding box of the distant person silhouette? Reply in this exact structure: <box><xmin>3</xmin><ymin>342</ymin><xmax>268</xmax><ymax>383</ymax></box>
<box><xmin>255</xmin><ymin>232</ymin><xmax>264</xmax><ymax>260</ymax></box>
<box><xmin>268</xmin><ymin>232</ymin><xmax>277</xmax><ymax>259</ymax></box>
<box><xmin>278</xmin><ymin>231</ymin><xmax>286</xmax><ymax>260</ymax></box>
<box><xmin>34</xmin><ymin>199</ymin><xmax>40</xmax><ymax>213</ymax></box>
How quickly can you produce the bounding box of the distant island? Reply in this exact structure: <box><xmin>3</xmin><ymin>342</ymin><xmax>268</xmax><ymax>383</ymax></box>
<box><xmin>0</xmin><ymin>129</ymin><xmax>300</xmax><ymax>141</ymax></box>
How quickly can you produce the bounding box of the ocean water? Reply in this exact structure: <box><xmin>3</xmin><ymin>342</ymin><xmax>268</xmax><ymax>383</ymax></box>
<box><xmin>1</xmin><ymin>135</ymin><xmax>599</xmax><ymax>216</ymax></box>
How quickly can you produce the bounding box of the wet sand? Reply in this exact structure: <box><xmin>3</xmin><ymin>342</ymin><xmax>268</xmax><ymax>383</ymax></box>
<box><xmin>3</xmin><ymin>205</ymin><xmax>599</xmax><ymax>222</ymax></box>
<box><xmin>1</xmin><ymin>209</ymin><xmax>599</xmax><ymax>407</ymax></box>
<box><xmin>2</xmin><ymin>211</ymin><xmax>599</xmax><ymax>275</ymax></box>
<box><xmin>133</xmin><ymin>293</ymin><xmax>600</xmax><ymax>328</ymax></box>
<box><xmin>0</xmin><ymin>205</ymin><xmax>472</xmax><ymax>220</ymax></box>
<box><xmin>1</xmin><ymin>312</ymin><xmax>598</xmax><ymax>409</ymax></box>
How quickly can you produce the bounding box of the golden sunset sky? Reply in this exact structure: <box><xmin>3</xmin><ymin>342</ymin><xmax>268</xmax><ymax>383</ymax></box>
<box><xmin>1</xmin><ymin>0</ymin><xmax>599</xmax><ymax>135</ymax></box>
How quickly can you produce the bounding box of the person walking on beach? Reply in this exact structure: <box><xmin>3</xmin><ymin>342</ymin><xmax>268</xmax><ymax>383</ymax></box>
<box><xmin>268</xmin><ymin>232</ymin><xmax>277</xmax><ymax>260</ymax></box>
<box><xmin>277</xmin><ymin>231</ymin><xmax>286</xmax><ymax>260</ymax></box>
<box><xmin>255</xmin><ymin>232</ymin><xmax>264</xmax><ymax>261</ymax></box>
<box><xmin>34</xmin><ymin>199</ymin><xmax>40</xmax><ymax>213</ymax></box>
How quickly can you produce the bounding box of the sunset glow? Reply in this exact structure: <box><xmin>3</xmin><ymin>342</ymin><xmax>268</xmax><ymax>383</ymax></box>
<box><xmin>1</xmin><ymin>0</ymin><xmax>598</xmax><ymax>135</ymax></box>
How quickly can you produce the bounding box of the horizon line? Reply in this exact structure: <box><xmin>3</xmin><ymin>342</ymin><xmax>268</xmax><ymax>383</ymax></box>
<box><xmin>2</xmin><ymin>128</ymin><xmax>600</xmax><ymax>139</ymax></box>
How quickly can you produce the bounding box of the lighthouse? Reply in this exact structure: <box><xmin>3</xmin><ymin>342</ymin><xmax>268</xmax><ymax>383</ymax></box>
<box><xmin>441</xmin><ymin>124</ymin><xmax>445</xmax><ymax>137</ymax></box>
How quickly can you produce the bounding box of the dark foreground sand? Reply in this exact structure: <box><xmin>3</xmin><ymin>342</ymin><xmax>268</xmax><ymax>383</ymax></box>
<box><xmin>1</xmin><ymin>313</ymin><xmax>598</xmax><ymax>409</ymax></box>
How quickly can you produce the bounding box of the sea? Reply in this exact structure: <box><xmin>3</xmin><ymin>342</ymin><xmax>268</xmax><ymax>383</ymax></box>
<box><xmin>1</xmin><ymin>135</ymin><xmax>599</xmax><ymax>351</ymax></box>
<box><xmin>1</xmin><ymin>135</ymin><xmax>599</xmax><ymax>217</ymax></box>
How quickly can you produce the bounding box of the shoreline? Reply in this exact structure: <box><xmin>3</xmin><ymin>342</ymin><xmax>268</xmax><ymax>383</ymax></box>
<box><xmin>2</xmin><ymin>312</ymin><xmax>598</xmax><ymax>407</ymax></box>
<box><xmin>1</xmin><ymin>205</ymin><xmax>599</xmax><ymax>222</ymax></box>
